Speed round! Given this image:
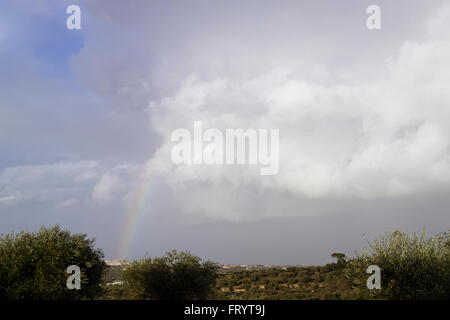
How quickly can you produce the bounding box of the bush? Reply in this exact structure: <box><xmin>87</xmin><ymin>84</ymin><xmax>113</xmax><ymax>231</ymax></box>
<box><xmin>122</xmin><ymin>250</ymin><xmax>218</xmax><ymax>299</ymax></box>
<box><xmin>345</xmin><ymin>230</ymin><xmax>450</xmax><ymax>299</ymax></box>
<box><xmin>0</xmin><ymin>225</ymin><xmax>107</xmax><ymax>300</ymax></box>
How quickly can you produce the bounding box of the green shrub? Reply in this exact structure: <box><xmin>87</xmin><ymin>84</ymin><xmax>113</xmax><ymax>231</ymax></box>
<box><xmin>345</xmin><ymin>230</ymin><xmax>450</xmax><ymax>299</ymax></box>
<box><xmin>0</xmin><ymin>225</ymin><xmax>106</xmax><ymax>300</ymax></box>
<box><xmin>122</xmin><ymin>250</ymin><xmax>218</xmax><ymax>299</ymax></box>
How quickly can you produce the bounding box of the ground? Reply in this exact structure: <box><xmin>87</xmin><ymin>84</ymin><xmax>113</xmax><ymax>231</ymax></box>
<box><xmin>100</xmin><ymin>263</ymin><xmax>354</xmax><ymax>300</ymax></box>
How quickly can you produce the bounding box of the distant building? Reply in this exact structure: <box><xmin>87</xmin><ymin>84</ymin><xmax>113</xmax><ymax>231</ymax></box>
<box><xmin>105</xmin><ymin>259</ymin><xmax>123</xmax><ymax>266</ymax></box>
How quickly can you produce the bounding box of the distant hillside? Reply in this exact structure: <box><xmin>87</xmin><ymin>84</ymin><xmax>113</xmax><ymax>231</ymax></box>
<box><xmin>212</xmin><ymin>263</ymin><xmax>351</xmax><ymax>300</ymax></box>
<box><xmin>100</xmin><ymin>262</ymin><xmax>352</xmax><ymax>300</ymax></box>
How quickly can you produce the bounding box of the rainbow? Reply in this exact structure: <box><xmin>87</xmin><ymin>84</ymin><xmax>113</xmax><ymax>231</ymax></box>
<box><xmin>117</xmin><ymin>164</ymin><xmax>155</xmax><ymax>260</ymax></box>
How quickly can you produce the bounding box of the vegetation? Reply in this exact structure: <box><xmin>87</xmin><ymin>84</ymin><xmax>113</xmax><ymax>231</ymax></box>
<box><xmin>0</xmin><ymin>225</ymin><xmax>107</xmax><ymax>300</ymax></box>
<box><xmin>1</xmin><ymin>226</ymin><xmax>448</xmax><ymax>300</ymax></box>
<box><xmin>345</xmin><ymin>230</ymin><xmax>450</xmax><ymax>299</ymax></box>
<box><xmin>121</xmin><ymin>250</ymin><xmax>218</xmax><ymax>299</ymax></box>
<box><xmin>103</xmin><ymin>230</ymin><xmax>449</xmax><ymax>300</ymax></box>
<box><xmin>331</xmin><ymin>253</ymin><xmax>347</xmax><ymax>264</ymax></box>
<box><xmin>210</xmin><ymin>264</ymin><xmax>352</xmax><ymax>300</ymax></box>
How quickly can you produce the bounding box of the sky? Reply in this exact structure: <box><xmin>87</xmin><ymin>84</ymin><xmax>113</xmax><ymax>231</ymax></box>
<box><xmin>0</xmin><ymin>0</ymin><xmax>449</xmax><ymax>265</ymax></box>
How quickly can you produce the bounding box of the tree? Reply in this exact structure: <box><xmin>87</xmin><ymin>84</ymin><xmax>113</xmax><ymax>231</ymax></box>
<box><xmin>122</xmin><ymin>250</ymin><xmax>218</xmax><ymax>299</ymax></box>
<box><xmin>331</xmin><ymin>253</ymin><xmax>347</xmax><ymax>264</ymax></box>
<box><xmin>345</xmin><ymin>230</ymin><xmax>450</xmax><ymax>299</ymax></box>
<box><xmin>0</xmin><ymin>225</ymin><xmax>107</xmax><ymax>300</ymax></box>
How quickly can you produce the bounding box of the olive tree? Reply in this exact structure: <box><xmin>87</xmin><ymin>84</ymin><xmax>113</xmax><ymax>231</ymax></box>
<box><xmin>122</xmin><ymin>250</ymin><xmax>218</xmax><ymax>299</ymax></box>
<box><xmin>0</xmin><ymin>225</ymin><xmax>107</xmax><ymax>300</ymax></box>
<box><xmin>345</xmin><ymin>230</ymin><xmax>450</xmax><ymax>299</ymax></box>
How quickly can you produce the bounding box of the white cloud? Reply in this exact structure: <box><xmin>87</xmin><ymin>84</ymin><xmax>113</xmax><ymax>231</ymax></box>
<box><xmin>56</xmin><ymin>198</ymin><xmax>79</xmax><ymax>208</ymax></box>
<box><xmin>0</xmin><ymin>161</ymin><xmax>100</xmax><ymax>204</ymax></box>
<box><xmin>92</xmin><ymin>165</ymin><xmax>142</xmax><ymax>205</ymax></box>
<box><xmin>92</xmin><ymin>173</ymin><xmax>120</xmax><ymax>203</ymax></box>
<box><xmin>127</xmin><ymin>4</ymin><xmax>450</xmax><ymax>222</ymax></box>
<box><xmin>0</xmin><ymin>192</ymin><xmax>20</xmax><ymax>205</ymax></box>
<box><xmin>0</xmin><ymin>161</ymin><xmax>140</xmax><ymax>208</ymax></box>
<box><xmin>427</xmin><ymin>3</ymin><xmax>450</xmax><ymax>40</ymax></box>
